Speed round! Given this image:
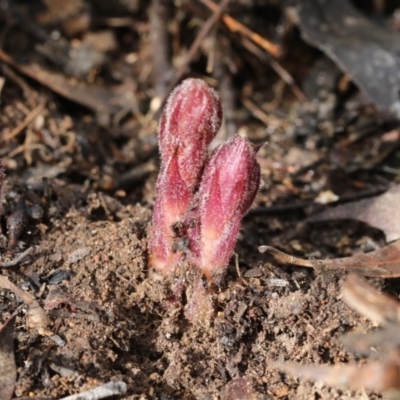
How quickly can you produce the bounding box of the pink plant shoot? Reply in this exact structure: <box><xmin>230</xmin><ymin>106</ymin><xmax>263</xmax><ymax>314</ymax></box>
<box><xmin>189</xmin><ymin>136</ymin><xmax>261</xmax><ymax>280</ymax></box>
<box><xmin>149</xmin><ymin>78</ymin><xmax>222</xmax><ymax>274</ymax></box>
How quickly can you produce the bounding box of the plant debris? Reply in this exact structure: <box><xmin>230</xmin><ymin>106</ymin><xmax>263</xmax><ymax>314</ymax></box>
<box><xmin>0</xmin><ymin>315</ymin><xmax>16</xmax><ymax>400</ymax></box>
<box><xmin>308</xmin><ymin>183</ymin><xmax>400</xmax><ymax>243</ymax></box>
<box><xmin>259</xmin><ymin>239</ymin><xmax>400</xmax><ymax>278</ymax></box>
<box><xmin>273</xmin><ymin>275</ymin><xmax>400</xmax><ymax>393</ymax></box>
<box><xmin>1</xmin><ymin>1</ymin><xmax>400</xmax><ymax>398</ymax></box>
<box><xmin>288</xmin><ymin>0</ymin><xmax>400</xmax><ymax>117</ymax></box>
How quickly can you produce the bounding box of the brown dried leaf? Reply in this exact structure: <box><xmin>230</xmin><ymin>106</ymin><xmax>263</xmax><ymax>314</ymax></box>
<box><xmin>341</xmin><ymin>324</ymin><xmax>400</xmax><ymax>356</ymax></box>
<box><xmin>0</xmin><ymin>48</ymin><xmax>134</xmax><ymax>117</ymax></box>
<box><xmin>342</xmin><ymin>274</ymin><xmax>400</xmax><ymax>324</ymax></box>
<box><xmin>0</xmin><ymin>275</ymin><xmax>52</xmax><ymax>336</ymax></box>
<box><xmin>309</xmin><ymin>184</ymin><xmax>400</xmax><ymax>243</ymax></box>
<box><xmin>273</xmin><ymin>360</ymin><xmax>400</xmax><ymax>392</ymax></box>
<box><xmin>0</xmin><ymin>315</ymin><xmax>16</xmax><ymax>400</ymax></box>
<box><xmin>290</xmin><ymin>0</ymin><xmax>400</xmax><ymax>117</ymax></box>
<box><xmin>341</xmin><ymin>275</ymin><xmax>400</xmax><ymax>355</ymax></box>
<box><xmin>259</xmin><ymin>239</ymin><xmax>400</xmax><ymax>278</ymax></box>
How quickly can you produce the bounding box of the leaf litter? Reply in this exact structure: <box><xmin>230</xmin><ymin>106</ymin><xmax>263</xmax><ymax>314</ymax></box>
<box><xmin>272</xmin><ymin>275</ymin><xmax>400</xmax><ymax>393</ymax></box>
<box><xmin>0</xmin><ymin>315</ymin><xmax>17</xmax><ymax>400</ymax></box>
<box><xmin>260</xmin><ymin>239</ymin><xmax>400</xmax><ymax>278</ymax></box>
<box><xmin>309</xmin><ymin>183</ymin><xmax>400</xmax><ymax>243</ymax></box>
<box><xmin>260</xmin><ymin>182</ymin><xmax>400</xmax><ymax>278</ymax></box>
<box><xmin>1</xmin><ymin>0</ymin><xmax>400</xmax><ymax>399</ymax></box>
<box><xmin>288</xmin><ymin>0</ymin><xmax>400</xmax><ymax>118</ymax></box>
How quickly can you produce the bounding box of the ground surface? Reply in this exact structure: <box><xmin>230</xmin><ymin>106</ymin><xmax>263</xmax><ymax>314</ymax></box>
<box><xmin>0</xmin><ymin>1</ymin><xmax>400</xmax><ymax>399</ymax></box>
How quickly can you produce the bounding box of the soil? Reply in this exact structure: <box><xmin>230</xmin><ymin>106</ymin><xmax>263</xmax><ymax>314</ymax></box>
<box><xmin>0</xmin><ymin>1</ymin><xmax>399</xmax><ymax>399</ymax></box>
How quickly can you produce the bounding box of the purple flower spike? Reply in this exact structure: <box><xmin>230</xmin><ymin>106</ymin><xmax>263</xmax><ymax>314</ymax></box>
<box><xmin>149</xmin><ymin>78</ymin><xmax>222</xmax><ymax>274</ymax></box>
<box><xmin>193</xmin><ymin>136</ymin><xmax>261</xmax><ymax>280</ymax></box>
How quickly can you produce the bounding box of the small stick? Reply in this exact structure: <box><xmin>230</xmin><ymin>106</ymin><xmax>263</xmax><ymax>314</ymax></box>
<box><xmin>242</xmin><ymin>97</ymin><xmax>273</xmax><ymax>126</ymax></box>
<box><xmin>58</xmin><ymin>381</ymin><xmax>127</xmax><ymax>400</ymax></box>
<box><xmin>0</xmin><ymin>261</ymin><xmax>52</xmax><ymax>335</ymax></box>
<box><xmin>239</xmin><ymin>36</ymin><xmax>307</xmax><ymax>102</ymax></box>
<box><xmin>259</xmin><ymin>245</ymin><xmax>314</xmax><ymax>268</ymax></box>
<box><xmin>0</xmin><ymin>246</ymin><xmax>34</xmax><ymax>268</ymax></box>
<box><xmin>234</xmin><ymin>253</ymin><xmax>241</xmax><ymax>279</ymax></box>
<box><xmin>0</xmin><ymin>274</ymin><xmax>35</xmax><ymax>305</ymax></box>
<box><xmin>212</xmin><ymin>40</ymin><xmax>237</xmax><ymax>139</ymax></box>
<box><xmin>1</xmin><ymin>64</ymin><xmax>35</xmax><ymax>106</ymax></box>
<box><xmin>154</xmin><ymin>0</ymin><xmax>230</xmax><ymax>118</ymax></box>
<box><xmin>268</xmin><ymin>58</ymin><xmax>307</xmax><ymax>102</ymax></box>
<box><xmin>5</xmin><ymin>97</ymin><xmax>46</xmax><ymax>141</ymax></box>
<box><xmin>174</xmin><ymin>0</ymin><xmax>229</xmax><ymax>82</ymax></box>
<box><xmin>150</xmin><ymin>0</ymin><xmax>172</xmax><ymax>98</ymax></box>
<box><xmin>200</xmin><ymin>0</ymin><xmax>282</xmax><ymax>58</ymax></box>
<box><xmin>342</xmin><ymin>274</ymin><xmax>400</xmax><ymax>325</ymax></box>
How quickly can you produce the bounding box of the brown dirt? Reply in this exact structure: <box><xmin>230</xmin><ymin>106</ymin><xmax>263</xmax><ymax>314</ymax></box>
<box><xmin>3</xmin><ymin>197</ymin><xmax>381</xmax><ymax>399</ymax></box>
<box><xmin>0</xmin><ymin>1</ymin><xmax>399</xmax><ymax>399</ymax></box>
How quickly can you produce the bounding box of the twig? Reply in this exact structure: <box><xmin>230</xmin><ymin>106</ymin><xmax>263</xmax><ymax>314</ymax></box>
<box><xmin>268</xmin><ymin>58</ymin><xmax>307</xmax><ymax>102</ymax></box>
<box><xmin>150</xmin><ymin>0</ymin><xmax>172</xmax><ymax>98</ymax></box>
<box><xmin>1</xmin><ymin>63</ymin><xmax>35</xmax><ymax>105</ymax></box>
<box><xmin>239</xmin><ymin>36</ymin><xmax>307</xmax><ymax>102</ymax></box>
<box><xmin>47</xmin><ymin>310</ymin><xmax>100</xmax><ymax>322</ymax></box>
<box><xmin>212</xmin><ymin>37</ymin><xmax>237</xmax><ymax>139</ymax></box>
<box><xmin>258</xmin><ymin>245</ymin><xmax>314</xmax><ymax>267</ymax></box>
<box><xmin>242</xmin><ymin>97</ymin><xmax>273</xmax><ymax>126</ymax></box>
<box><xmin>5</xmin><ymin>97</ymin><xmax>46</xmax><ymax>141</ymax></box>
<box><xmin>200</xmin><ymin>0</ymin><xmax>281</xmax><ymax>58</ymax></box>
<box><xmin>0</xmin><ymin>246</ymin><xmax>34</xmax><ymax>268</ymax></box>
<box><xmin>155</xmin><ymin>0</ymin><xmax>230</xmax><ymax>118</ymax></box>
<box><xmin>174</xmin><ymin>0</ymin><xmax>229</xmax><ymax>82</ymax></box>
<box><xmin>58</xmin><ymin>381</ymin><xmax>127</xmax><ymax>400</ymax></box>
<box><xmin>0</xmin><ymin>261</ymin><xmax>52</xmax><ymax>335</ymax></box>
<box><xmin>342</xmin><ymin>274</ymin><xmax>400</xmax><ymax>325</ymax></box>
<box><xmin>0</xmin><ymin>274</ymin><xmax>35</xmax><ymax>305</ymax></box>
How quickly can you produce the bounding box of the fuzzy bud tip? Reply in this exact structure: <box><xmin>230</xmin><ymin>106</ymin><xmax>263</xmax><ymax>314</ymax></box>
<box><xmin>149</xmin><ymin>78</ymin><xmax>223</xmax><ymax>274</ymax></box>
<box><xmin>194</xmin><ymin>136</ymin><xmax>261</xmax><ymax>279</ymax></box>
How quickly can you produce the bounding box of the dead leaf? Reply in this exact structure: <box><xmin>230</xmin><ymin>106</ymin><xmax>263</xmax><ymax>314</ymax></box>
<box><xmin>308</xmin><ymin>184</ymin><xmax>400</xmax><ymax>242</ymax></box>
<box><xmin>0</xmin><ymin>275</ymin><xmax>52</xmax><ymax>336</ymax></box>
<box><xmin>341</xmin><ymin>275</ymin><xmax>400</xmax><ymax>355</ymax></box>
<box><xmin>271</xmin><ymin>269</ymin><xmax>400</xmax><ymax>392</ymax></box>
<box><xmin>0</xmin><ymin>315</ymin><xmax>17</xmax><ymax>400</ymax></box>
<box><xmin>259</xmin><ymin>240</ymin><xmax>400</xmax><ymax>278</ymax></box>
<box><xmin>342</xmin><ymin>274</ymin><xmax>400</xmax><ymax>324</ymax></box>
<box><xmin>0</xmin><ymin>48</ymin><xmax>135</xmax><ymax>118</ymax></box>
<box><xmin>341</xmin><ymin>324</ymin><xmax>400</xmax><ymax>357</ymax></box>
<box><xmin>288</xmin><ymin>0</ymin><xmax>400</xmax><ymax>118</ymax></box>
<box><xmin>273</xmin><ymin>360</ymin><xmax>400</xmax><ymax>392</ymax></box>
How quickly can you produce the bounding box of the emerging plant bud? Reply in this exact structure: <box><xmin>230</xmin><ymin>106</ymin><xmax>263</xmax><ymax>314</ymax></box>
<box><xmin>191</xmin><ymin>136</ymin><xmax>261</xmax><ymax>280</ymax></box>
<box><xmin>149</xmin><ymin>78</ymin><xmax>223</xmax><ymax>274</ymax></box>
<box><xmin>158</xmin><ymin>78</ymin><xmax>223</xmax><ymax>183</ymax></box>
